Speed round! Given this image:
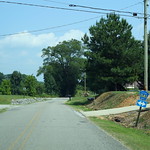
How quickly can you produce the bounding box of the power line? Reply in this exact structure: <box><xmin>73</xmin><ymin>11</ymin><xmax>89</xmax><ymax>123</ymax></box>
<box><xmin>0</xmin><ymin>1</ymin><xmax>145</xmax><ymax>18</ymax></box>
<box><xmin>42</xmin><ymin>0</ymin><xmax>143</xmax><ymax>11</ymax></box>
<box><xmin>120</xmin><ymin>2</ymin><xmax>143</xmax><ymax>10</ymax></box>
<box><xmin>69</xmin><ymin>3</ymin><xmax>144</xmax><ymax>16</ymax></box>
<box><xmin>42</xmin><ymin>0</ymin><xmax>149</xmax><ymax>18</ymax></box>
<box><xmin>0</xmin><ymin>16</ymin><xmax>102</xmax><ymax>37</ymax></box>
<box><xmin>0</xmin><ymin>1</ymin><xmax>114</xmax><ymax>15</ymax></box>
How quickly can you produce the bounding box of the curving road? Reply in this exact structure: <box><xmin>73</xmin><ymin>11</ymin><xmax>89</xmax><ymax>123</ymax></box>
<box><xmin>0</xmin><ymin>98</ymin><xmax>128</xmax><ymax>150</ymax></box>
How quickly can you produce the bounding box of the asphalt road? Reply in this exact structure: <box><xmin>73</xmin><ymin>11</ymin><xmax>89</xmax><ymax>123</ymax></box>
<box><xmin>0</xmin><ymin>98</ymin><xmax>128</xmax><ymax>150</ymax></box>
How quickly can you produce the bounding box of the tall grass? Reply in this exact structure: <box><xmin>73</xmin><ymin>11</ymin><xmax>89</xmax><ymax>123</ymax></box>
<box><xmin>0</xmin><ymin>95</ymin><xmax>30</xmax><ymax>104</ymax></box>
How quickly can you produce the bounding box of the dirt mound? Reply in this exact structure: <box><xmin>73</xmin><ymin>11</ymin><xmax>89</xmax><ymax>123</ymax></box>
<box><xmin>91</xmin><ymin>91</ymin><xmax>150</xmax><ymax>130</ymax></box>
<box><xmin>105</xmin><ymin>109</ymin><xmax>150</xmax><ymax>131</ymax></box>
<box><xmin>87</xmin><ymin>91</ymin><xmax>138</xmax><ymax>110</ymax></box>
<box><xmin>116</xmin><ymin>94</ymin><xmax>138</xmax><ymax>107</ymax></box>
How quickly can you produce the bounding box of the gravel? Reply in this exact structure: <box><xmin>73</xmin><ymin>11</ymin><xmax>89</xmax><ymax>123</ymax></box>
<box><xmin>11</xmin><ymin>98</ymin><xmax>52</xmax><ymax>105</ymax></box>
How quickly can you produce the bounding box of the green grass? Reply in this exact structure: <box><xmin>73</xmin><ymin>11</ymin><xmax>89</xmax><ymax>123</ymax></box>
<box><xmin>0</xmin><ymin>108</ymin><xmax>7</xmax><ymax>113</ymax></box>
<box><xmin>90</xmin><ymin>117</ymin><xmax>150</xmax><ymax>150</ymax></box>
<box><xmin>67</xmin><ymin>96</ymin><xmax>89</xmax><ymax>105</ymax></box>
<box><xmin>68</xmin><ymin>104</ymin><xmax>92</xmax><ymax>111</ymax></box>
<box><xmin>66</xmin><ymin>96</ymin><xmax>93</xmax><ymax>111</ymax></box>
<box><xmin>67</xmin><ymin>92</ymin><xmax>150</xmax><ymax>150</ymax></box>
<box><xmin>0</xmin><ymin>95</ymin><xmax>30</xmax><ymax>104</ymax></box>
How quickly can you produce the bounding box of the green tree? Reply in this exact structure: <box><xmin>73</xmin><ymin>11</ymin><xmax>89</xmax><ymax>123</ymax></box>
<box><xmin>43</xmin><ymin>66</ymin><xmax>58</xmax><ymax>95</ymax></box>
<box><xmin>36</xmin><ymin>82</ymin><xmax>45</xmax><ymax>95</ymax></box>
<box><xmin>10</xmin><ymin>71</ymin><xmax>22</xmax><ymax>95</ymax></box>
<box><xmin>0</xmin><ymin>79</ymin><xmax>11</xmax><ymax>95</ymax></box>
<box><xmin>82</xmin><ymin>14</ymin><xmax>143</xmax><ymax>93</ymax></box>
<box><xmin>24</xmin><ymin>75</ymin><xmax>37</xmax><ymax>96</ymax></box>
<box><xmin>0</xmin><ymin>72</ymin><xmax>5</xmax><ymax>85</ymax></box>
<box><xmin>38</xmin><ymin>39</ymin><xmax>85</xmax><ymax>96</ymax></box>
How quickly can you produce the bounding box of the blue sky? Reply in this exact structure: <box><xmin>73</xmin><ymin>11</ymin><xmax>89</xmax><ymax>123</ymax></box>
<box><xmin>0</xmin><ymin>0</ymin><xmax>149</xmax><ymax>81</ymax></box>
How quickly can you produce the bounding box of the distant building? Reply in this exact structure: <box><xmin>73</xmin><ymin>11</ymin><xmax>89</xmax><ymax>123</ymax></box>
<box><xmin>125</xmin><ymin>82</ymin><xmax>139</xmax><ymax>90</ymax></box>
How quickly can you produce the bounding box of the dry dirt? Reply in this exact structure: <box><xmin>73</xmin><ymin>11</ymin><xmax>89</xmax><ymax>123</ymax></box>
<box><xmin>116</xmin><ymin>95</ymin><xmax>138</xmax><ymax>107</ymax></box>
<box><xmin>88</xmin><ymin>92</ymin><xmax>150</xmax><ymax>130</ymax></box>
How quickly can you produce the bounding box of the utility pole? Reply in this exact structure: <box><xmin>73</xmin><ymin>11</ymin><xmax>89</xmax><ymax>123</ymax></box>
<box><xmin>144</xmin><ymin>0</ymin><xmax>149</xmax><ymax>91</ymax></box>
<box><xmin>135</xmin><ymin>0</ymin><xmax>149</xmax><ymax>127</ymax></box>
<box><xmin>84</xmin><ymin>72</ymin><xmax>87</xmax><ymax>95</ymax></box>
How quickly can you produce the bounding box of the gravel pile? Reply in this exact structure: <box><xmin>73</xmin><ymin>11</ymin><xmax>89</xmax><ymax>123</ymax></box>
<box><xmin>11</xmin><ymin>98</ymin><xmax>51</xmax><ymax>105</ymax></box>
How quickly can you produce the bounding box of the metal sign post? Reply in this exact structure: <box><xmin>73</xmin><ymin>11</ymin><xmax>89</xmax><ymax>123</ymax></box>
<box><xmin>135</xmin><ymin>91</ymin><xmax>149</xmax><ymax>127</ymax></box>
<box><xmin>135</xmin><ymin>107</ymin><xmax>142</xmax><ymax>127</ymax></box>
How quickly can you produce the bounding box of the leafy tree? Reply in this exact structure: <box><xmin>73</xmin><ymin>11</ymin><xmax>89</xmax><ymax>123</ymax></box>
<box><xmin>10</xmin><ymin>71</ymin><xmax>22</xmax><ymax>95</ymax></box>
<box><xmin>36</xmin><ymin>82</ymin><xmax>45</xmax><ymax>95</ymax></box>
<box><xmin>0</xmin><ymin>72</ymin><xmax>5</xmax><ymax>85</ymax></box>
<box><xmin>82</xmin><ymin>14</ymin><xmax>143</xmax><ymax>93</ymax></box>
<box><xmin>38</xmin><ymin>39</ymin><xmax>85</xmax><ymax>96</ymax></box>
<box><xmin>24</xmin><ymin>75</ymin><xmax>37</xmax><ymax>96</ymax></box>
<box><xmin>0</xmin><ymin>79</ymin><xmax>11</xmax><ymax>95</ymax></box>
<box><xmin>43</xmin><ymin>66</ymin><xmax>58</xmax><ymax>95</ymax></box>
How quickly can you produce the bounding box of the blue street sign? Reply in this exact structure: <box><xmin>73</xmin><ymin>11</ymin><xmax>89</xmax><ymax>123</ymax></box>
<box><xmin>139</xmin><ymin>91</ymin><xmax>149</xmax><ymax>101</ymax></box>
<box><xmin>136</xmin><ymin>100</ymin><xmax>148</xmax><ymax>108</ymax></box>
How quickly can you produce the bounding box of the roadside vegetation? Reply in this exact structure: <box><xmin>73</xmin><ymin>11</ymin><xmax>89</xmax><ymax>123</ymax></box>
<box><xmin>0</xmin><ymin>13</ymin><xmax>150</xmax><ymax>148</ymax></box>
<box><xmin>1</xmin><ymin>13</ymin><xmax>150</xmax><ymax>99</ymax></box>
<box><xmin>0</xmin><ymin>95</ymin><xmax>31</xmax><ymax>104</ymax></box>
<box><xmin>90</xmin><ymin>117</ymin><xmax>150</xmax><ymax>150</ymax></box>
<box><xmin>67</xmin><ymin>91</ymin><xmax>150</xmax><ymax>150</ymax></box>
<box><xmin>66</xmin><ymin>96</ymin><xmax>93</xmax><ymax>111</ymax></box>
<box><xmin>0</xmin><ymin>108</ymin><xmax>7</xmax><ymax>113</ymax></box>
<box><xmin>67</xmin><ymin>91</ymin><xmax>139</xmax><ymax>110</ymax></box>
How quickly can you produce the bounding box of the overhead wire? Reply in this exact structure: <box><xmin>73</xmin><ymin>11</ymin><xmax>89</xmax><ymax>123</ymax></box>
<box><xmin>120</xmin><ymin>1</ymin><xmax>143</xmax><ymax>10</ymax></box>
<box><xmin>68</xmin><ymin>4</ymin><xmax>144</xmax><ymax>16</ymax></box>
<box><xmin>42</xmin><ymin>0</ymin><xmax>143</xmax><ymax>11</ymax></box>
<box><xmin>0</xmin><ymin>0</ymin><xmax>148</xmax><ymax>37</ymax></box>
<box><xmin>0</xmin><ymin>16</ymin><xmax>102</xmax><ymax>37</ymax></box>
<box><xmin>0</xmin><ymin>1</ymin><xmax>118</xmax><ymax>15</ymax></box>
<box><xmin>0</xmin><ymin>0</ymin><xmax>146</xmax><ymax>18</ymax></box>
<box><xmin>42</xmin><ymin>0</ymin><xmax>146</xmax><ymax>17</ymax></box>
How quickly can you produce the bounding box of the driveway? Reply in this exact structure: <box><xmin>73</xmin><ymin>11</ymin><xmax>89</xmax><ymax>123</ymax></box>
<box><xmin>81</xmin><ymin>104</ymin><xmax>150</xmax><ymax>117</ymax></box>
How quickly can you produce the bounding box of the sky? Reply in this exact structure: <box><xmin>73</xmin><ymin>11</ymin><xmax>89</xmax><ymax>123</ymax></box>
<box><xmin>0</xmin><ymin>0</ymin><xmax>149</xmax><ymax>81</ymax></box>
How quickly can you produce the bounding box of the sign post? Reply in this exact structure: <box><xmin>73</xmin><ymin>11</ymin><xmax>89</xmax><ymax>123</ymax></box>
<box><xmin>135</xmin><ymin>91</ymin><xmax>149</xmax><ymax>127</ymax></box>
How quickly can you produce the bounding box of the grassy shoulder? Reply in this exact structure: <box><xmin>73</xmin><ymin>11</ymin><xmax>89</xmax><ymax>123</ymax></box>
<box><xmin>0</xmin><ymin>95</ymin><xmax>31</xmax><ymax>104</ymax></box>
<box><xmin>66</xmin><ymin>92</ymin><xmax>150</xmax><ymax>150</ymax></box>
<box><xmin>90</xmin><ymin>117</ymin><xmax>150</xmax><ymax>150</ymax></box>
<box><xmin>66</xmin><ymin>96</ymin><xmax>93</xmax><ymax>111</ymax></box>
<box><xmin>0</xmin><ymin>108</ymin><xmax>7</xmax><ymax>113</ymax></box>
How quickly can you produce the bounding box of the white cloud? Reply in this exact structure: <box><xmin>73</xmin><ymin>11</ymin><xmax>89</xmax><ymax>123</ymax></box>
<box><xmin>0</xmin><ymin>29</ymin><xmax>84</xmax><ymax>81</ymax></box>
<box><xmin>0</xmin><ymin>29</ymin><xmax>84</xmax><ymax>49</ymax></box>
<box><xmin>0</xmin><ymin>32</ymin><xmax>56</xmax><ymax>48</ymax></box>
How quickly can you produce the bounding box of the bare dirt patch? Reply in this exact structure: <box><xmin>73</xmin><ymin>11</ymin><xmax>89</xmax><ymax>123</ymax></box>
<box><xmin>88</xmin><ymin>91</ymin><xmax>150</xmax><ymax>131</ymax></box>
<box><xmin>116</xmin><ymin>95</ymin><xmax>138</xmax><ymax>107</ymax></box>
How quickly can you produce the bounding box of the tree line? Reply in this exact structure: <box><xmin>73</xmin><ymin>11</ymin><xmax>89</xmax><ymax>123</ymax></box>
<box><xmin>0</xmin><ymin>71</ymin><xmax>44</xmax><ymax>96</ymax></box>
<box><xmin>38</xmin><ymin>14</ymin><xmax>150</xmax><ymax>96</ymax></box>
<box><xmin>1</xmin><ymin>14</ymin><xmax>150</xmax><ymax>97</ymax></box>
